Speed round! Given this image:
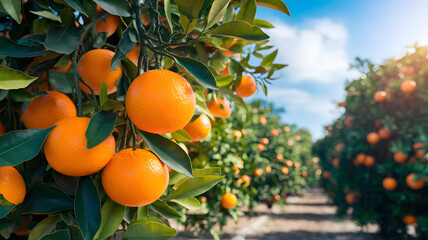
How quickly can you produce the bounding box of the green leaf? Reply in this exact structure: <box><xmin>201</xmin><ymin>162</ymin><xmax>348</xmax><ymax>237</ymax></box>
<box><xmin>172</xmin><ymin>167</ymin><xmax>222</xmax><ymax>187</ymax></box>
<box><xmin>206</xmin><ymin>0</ymin><xmax>230</xmax><ymax>29</ymax></box>
<box><xmin>138</xmin><ymin>130</ymin><xmax>193</xmax><ymax>177</ymax></box>
<box><xmin>101</xmin><ymin>99</ymin><xmax>125</xmax><ymax>111</ymax></box>
<box><xmin>44</xmin><ymin>26</ymin><xmax>80</xmax><ymax>54</ymax></box>
<box><xmin>0</xmin><ymin>194</ymin><xmax>15</xmax><ymax>219</ymax></box>
<box><xmin>171</xmin><ymin>129</ymin><xmax>191</xmax><ymax>142</ymax></box>
<box><xmin>176</xmin><ymin>0</ymin><xmax>204</xmax><ymax>19</ymax></box>
<box><xmin>0</xmin><ymin>90</ymin><xmax>7</xmax><ymax>101</ymax></box>
<box><xmin>25</xmin><ymin>184</ymin><xmax>74</xmax><ymax>214</ymax></box>
<box><xmin>29</xmin><ymin>215</ymin><xmax>62</xmax><ymax>240</ymax></box>
<box><xmin>122</xmin><ymin>218</ymin><xmax>177</xmax><ymax>240</ymax></box>
<box><xmin>100</xmin><ymin>81</ymin><xmax>108</xmax><ymax>106</ymax></box>
<box><xmin>236</xmin><ymin>0</ymin><xmax>257</xmax><ymax>24</ymax></box>
<box><xmin>64</xmin><ymin>0</ymin><xmax>88</xmax><ymax>17</ymax></box>
<box><xmin>0</xmin><ymin>127</ymin><xmax>55</xmax><ymax>167</ymax></box>
<box><xmin>180</xmin><ymin>14</ymin><xmax>197</xmax><ymax>33</ymax></box>
<box><xmin>75</xmin><ymin>176</ymin><xmax>101</xmax><ymax>240</ymax></box>
<box><xmin>0</xmin><ymin>66</ymin><xmax>38</xmax><ymax>90</ymax></box>
<box><xmin>164</xmin><ymin>0</ymin><xmax>173</xmax><ymax>31</ymax></box>
<box><xmin>0</xmin><ymin>0</ymin><xmax>21</xmax><ymax>23</ymax></box>
<box><xmin>85</xmin><ymin>111</ymin><xmax>116</xmax><ymax>149</ymax></box>
<box><xmin>216</xmin><ymin>75</ymin><xmax>235</xmax><ymax>87</ymax></box>
<box><xmin>256</xmin><ymin>0</ymin><xmax>290</xmax><ymax>15</ymax></box>
<box><xmin>40</xmin><ymin>229</ymin><xmax>70</xmax><ymax>240</ymax></box>
<box><xmin>207</xmin><ymin>20</ymin><xmax>269</xmax><ymax>41</ymax></box>
<box><xmin>94</xmin><ymin>0</ymin><xmax>130</xmax><ymax>17</ymax></box>
<box><xmin>167</xmin><ymin>176</ymin><xmax>223</xmax><ymax>200</ymax></box>
<box><xmin>253</xmin><ymin>19</ymin><xmax>274</xmax><ymax>28</ymax></box>
<box><xmin>137</xmin><ymin>206</ymin><xmax>149</xmax><ymax>220</ymax></box>
<box><xmin>49</xmin><ymin>71</ymin><xmax>74</xmax><ymax>94</ymax></box>
<box><xmin>111</xmin><ymin>27</ymin><xmax>136</xmax><ymax>71</ymax></box>
<box><xmin>30</xmin><ymin>10</ymin><xmax>62</xmax><ymax>22</ymax></box>
<box><xmin>10</xmin><ymin>89</ymin><xmax>41</xmax><ymax>102</ymax></box>
<box><xmin>261</xmin><ymin>49</ymin><xmax>278</xmax><ymax>66</ymax></box>
<box><xmin>121</xmin><ymin>58</ymin><xmax>138</xmax><ymax>80</ymax></box>
<box><xmin>172</xmin><ymin>55</ymin><xmax>218</xmax><ymax>90</ymax></box>
<box><xmin>170</xmin><ymin>197</ymin><xmax>201</xmax><ymax>210</ymax></box>
<box><xmin>149</xmin><ymin>201</ymin><xmax>181</xmax><ymax>219</ymax></box>
<box><xmin>0</xmin><ymin>37</ymin><xmax>47</xmax><ymax>58</ymax></box>
<box><xmin>93</xmin><ymin>198</ymin><xmax>125</xmax><ymax>240</ymax></box>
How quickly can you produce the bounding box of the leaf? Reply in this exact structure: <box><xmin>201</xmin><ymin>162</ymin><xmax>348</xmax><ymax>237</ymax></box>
<box><xmin>206</xmin><ymin>0</ymin><xmax>230</xmax><ymax>29</ymax></box>
<box><xmin>261</xmin><ymin>49</ymin><xmax>278</xmax><ymax>66</ymax></box>
<box><xmin>137</xmin><ymin>206</ymin><xmax>149</xmax><ymax>220</ymax></box>
<box><xmin>0</xmin><ymin>66</ymin><xmax>38</xmax><ymax>90</ymax></box>
<box><xmin>30</xmin><ymin>10</ymin><xmax>62</xmax><ymax>22</ymax></box>
<box><xmin>85</xmin><ymin>111</ymin><xmax>116</xmax><ymax>149</ymax></box>
<box><xmin>256</xmin><ymin>0</ymin><xmax>290</xmax><ymax>15</ymax></box>
<box><xmin>0</xmin><ymin>194</ymin><xmax>15</xmax><ymax>219</ymax></box>
<box><xmin>25</xmin><ymin>184</ymin><xmax>74</xmax><ymax>214</ymax></box>
<box><xmin>149</xmin><ymin>201</ymin><xmax>181</xmax><ymax>219</ymax></box>
<box><xmin>207</xmin><ymin>20</ymin><xmax>269</xmax><ymax>41</ymax></box>
<box><xmin>172</xmin><ymin>167</ymin><xmax>222</xmax><ymax>187</ymax></box>
<box><xmin>101</xmin><ymin>99</ymin><xmax>125</xmax><ymax>111</ymax></box>
<box><xmin>171</xmin><ymin>129</ymin><xmax>191</xmax><ymax>142</ymax></box>
<box><xmin>75</xmin><ymin>176</ymin><xmax>101</xmax><ymax>240</ymax></box>
<box><xmin>64</xmin><ymin>0</ymin><xmax>88</xmax><ymax>16</ymax></box>
<box><xmin>216</xmin><ymin>75</ymin><xmax>235</xmax><ymax>87</ymax></box>
<box><xmin>111</xmin><ymin>27</ymin><xmax>136</xmax><ymax>71</ymax></box>
<box><xmin>100</xmin><ymin>81</ymin><xmax>108</xmax><ymax>106</ymax></box>
<box><xmin>0</xmin><ymin>127</ymin><xmax>55</xmax><ymax>167</ymax></box>
<box><xmin>0</xmin><ymin>37</ymin><xmax>47</xmax><ymax>58</ymax></box>
<box><xmin>138</xmin><ymin>130</ymin><xmax>193</xmax><ymax>177</ymax></box>
<box><xmin>94</xmin><ymin>0</ymin><xmax>130</xmax><ymax>17</ymax></box>
<box><xmin>10</xmin><ymin>89</ymin><xmax>41</xmax><ymax>102</ymax></box>
<box><xmin>0</xmin><ymin>90</ymin><xmax>7</xmax><ymax>101</ymax></box>
<box><xmin>40</xmin><ymin>229</ymin><xmax>70</xmax><ymax>240</ymax></box>
<box><xmin>170</xmin><ymin>197</ymin><xmax>201</xmax><ymax>210</ymax></box>
<box><xmin>0</xmin><ymin>0</ymin><xmax>21</xmax><ymax>23</ymax></box>
<box><xmin>49</xmin><ymin>71</ymin><xmax>74</xmax><ymax>94</ymax></box>
<box><xmin>93</xmin><ymin>199</ymin><xmax>125</xmax><ymax>240</ymax></box>
<box><xmin>180</xmin><ymin>14</ymin><xmax>197</xmax><ymax>33</ymax></box>
<box><xmin>253</xmin><ymin>19</ymin><xmax>274</xmax><ymax>28</ymax></box>
<box><xmin>176</xmin><ymin>0</ymin><xmax>204</xmax><ymax>19</ymax></box>
<box><xmin>164</xmin><ymin>0</ymin><xmax>173</xmax><ymax>31</ymax></box>
<box><xmin>172</xmin><ymin>55</ymin><xmax>218</xmax><ymax>90</ymax></box>
<box><xmin>29</xmin><ymin>215</ymin><xmax>62</xmax><ymax>240</ymax></box>
<box><xmin>236</xmin><ymin>0</ymin><xmax>257</xmax><ymax>24</ymax></box>
<box><xmin>167</xmin><ymin>176</ymin><xmax>223</xmax><ymax>200</ymax></box>
<box><xmin>122</xmin><ymin>218</ymin><xmax>177</xmax><ymax>240</ymax></box>
<box><xmin>44</xmin><ymin>26</ymin><xmax>80</xmax><ymax>54</ymax></box>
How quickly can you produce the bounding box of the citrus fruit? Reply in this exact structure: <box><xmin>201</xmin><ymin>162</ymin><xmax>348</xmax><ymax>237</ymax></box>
<box><xmin>126</xmin><ymin>69</ymin><xmax>196</xmax><ymax>134</ymax></box>
<box><xmin>367</xmin><ymin>132</ymin><xmax>380</xmax><ymax>144</ymax></box>
<box><xmin>332</xmin><ymin>158</ymin><xmax>340</xmax><ymax>168</ymax></box>
<box><xmin>241</xmin><ymin>129</ymin><xmax>247</xmax><ymax>135</ymax></box>
<box><xmin>265</xmin><ymin>165</ymin><xmax>272</xmax><ymax>174</ymax></box>
<box><xmin>345</xmin><ymin>194</ymin><xmax>355</xmax><ymax>204</ymax></box>
<box><xmin>281</xmin><ymin>167</ymin><xmax>289</xmax><ymax>175</ymax></box>
<box><xmin>382</xmin><ymin>177</ymin><xmax>397</xmax><ymax>190</ymax></box>
<box><xmin>183</xmin><ymin>114</ymin><xmax>211</xmax><ymax>142</ymax></box>
<box><xmin>344</xmin><ymin>115</ymin><xmax>354</xmax><ymax>128</ymax></box>
<box><xmin>270</xmin><ymin>129</ymin><xmax>279</xmax><ymax>136</ymax></box>
<box><xmin>355</xmin><ymin>153</ymin><xmax>366</xmax><ymax>165</ymax></box>
<box><xmin>233</xmin><ymin>130</ymin><xmax>242</xmax><ymax>139</ymax></box>
<box><xmin>276</xmin><ymin>154</ymin><xmax>283</xmax><ymax>162</ymax></box>
<box><xmin>44</xmin><ymin>117</ymin><xmax>115</xmax><ymax>176</ymax></box>
<box><xmin>400</xmin><ymin>66</ymin><xmax>414</xmax><ymax>76</ymax></box>
<box><xmin>394</xmin><ymin>152</ymin><xmax>407</xmax><ymax>163</ymax></box>
<box><xmin>0</xmin><ymin>166</ymin><xmax>26</xmax><ymax>204</ymax></box>
<box><xmin>220</xmin><ymin>64</ymin><xmax>230</xmax><ymax>75</ymax></box>
<box><xmin>301</xmin><ymin>171</ymin><xmax>308</xmax><ymax>177</ymax></box>
<box><xmin>273</xmin><ymin>194</ymin><xmax>281</xmax><ymax>201</ymax></box>
<box><xmin>241</xmin><ymin>175</ymin><xmax>251</xmax><ymax>187</ymax></box>
<box><xmin>22</xmin><ymin>91</ymin><xmax>76</xmax><ymax>129</ymax></box>
<box><xmin>364</xmin><ymin>156</ymin><xmax>375</xmax><ymax>167</ymax></box>
<box><xmin>378</xmin><ymin>128</ymin><xmax>391</xmax><ymax>139</ymax></box>
<box><xmin>259</xmin><ymin>116</ymin><xmax>267</xmax><ymax>125</ymax></box>
<box><xmin>51</xmin><ymin>60</ymin><xmax>71</xmax><ymax>72</ymax></box>
<box><xmin>102</xmin><ymin>148</ymin><xmax>169</xmax><ymax>207</ymax></box>
<box><xmin>400</xmin><ymin>79</ymin><xmax>416</xmax><ymax>93</ymax></box>
<box><xmin>207</xmin><ymin>96</ymin><xmax>232</xmax><ymax>119</ymax></box>
<box><xmin>261</xmin><ymin>138</ymin><xmax>269</xmax><ymax>145</ymax></box>
<box><xmin>406</xmin><ymin>173</ymin><xmax>425</xmax><ymax>190</ymax></box>
<box><xmin>126</xmin><ymin>44</ymin><xmax>139</xmax><ymax>66</ymax></box>
<box><xmin>201</xmin><ymin>196</ymin><xmax>207</xmax><ymax>203</ymax></box>
<box><xmin>285</xmin><ymin>160</ymin><xmax>293</xmax><ymax>167</ymax></box>
<box><xmin>235</xmin><ymin>75</ymin><xmax>257</xmax><ymax>98</ymax></box>
<box><xmin>77</xmin><ymin>49</ymin><xmax>123</xmax><ymax>95</ymax></box>
<box><xmin>403</xmin><ymin>215</ymin><xmax>417</xmax><ymax>225</ymax></box>
<box><xmin>373</xmin><ymin>91</ymin><xmax>387</xmax><ymax>103</ymax></box>
<box><xmin>221</xmin><ymin>193</ymin><xmax>237</xmax><ymax>209</ymax></box>
<box><xmin>95</xmin><ymin>15</ymin><xmax>119</xmax><ymax>37</ymax></box>
<box><xmin>254</xmin><ymin>169</ymin><xmax>262</xmax><ymax>177</ymax></box>
<box><xmin>257</xmin><ymin>143</ymin><xmax>265</xmax><ymax>151</ymax></box>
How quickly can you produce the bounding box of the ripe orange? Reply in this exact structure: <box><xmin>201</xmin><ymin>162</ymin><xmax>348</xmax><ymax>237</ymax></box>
<box><xmin>241</xmin><ymin>175</ymin><xmax>251</xmax><ymax>187</ymax></box>
<box><xmin>345</xmin><ymin>194</ymin><xmax>355</xmax><ymax>204</ymax></box>
<box><xmin>221</xmin><ymin>40</ymin><xmax>237</xmax><ymax>57</ymax></box>
<box><xmin>413</xmin><ymin>142</ymin><xmax>426</xmax><ymax>150</ymax></box>
<box><xmin>272</xmin><ymin>194</ymin><xmax>281</xmax><ymax>201</ymax></box>
<box><xmin>285</xmin><ymin>160</ymin><xmax>293</xmax><ymax>167</ymax></box>
<box><xmin>254</xmin><ymin>169</ymin><xmax>262</xmax><ymax>177</ymax></box>
<box><xmin>126</xmin><ymin>69</ymin><xmax>196</xmax><ymax>134</ymax></box>
<box><xmin>394</xmin><ymin>152</ymin><xmax>407</xmax><ymax>163</ymax></box>
<box><xmin>373</xmin><ymin>91</ymin><xmax>387</xmax><ymax>103</ymax></box>
<box><xmin>355</xmin><ymin>153</ymin><xmax>366</xmax><ymax>165</ymax></box>
<box><xmin>233</xmin><ymin>130</ymin><xmax>242</xmax><ymax>139</ymax></box>
<box><xmin>95</xmin><ymin>15</ymin><xmax>119</xmax><ymax>37</ymax></box>
<box><xmin>294</xmin><ymin>162</ymin><xmax>301</xmax><ymax>169</ymax></box>
<box><xmin>77</xmin><ymin>49</ymin><xmax>123</xmax><ymax>95</ymax></box>
<box><xmin>367</xmin><ymin>132</ymin><xmax>380</xmax><ymax>144</ymax></box>
<box><xmin>415</xmin><ymin>149</ymin><xmax>426</xmax><ymax>159</ymax></box>
<box><xmin>301</xmin><ymin>171</ymin><xmax>308</xmax><ymax>178</ymax></box>
<box><xmin>261</xmin><ymin>138</ymin><xmax>269</xmax><ymax>145</ymax></box>
<box><xmin>403</xmin><ymin>214</ymin><xmax>417</xmax><ymax>225</ymax></box>
<box><xmin>382</xmin><ymin>177</ymin><xmax>397</xmax><ymax>190</ymax></box>
<box><xmin>201</xmin><ymin>196</ymin><xmax>207</xmax><ymax>203</ymax></box>
<box><xmin>51</xmin><ymin>60</ymin><xmax>71</xmax><ymax>72</ymax></box>
<box><xmin>259</xmin><ymin>116</ymin><xmax>267</xmax><ymax>125</ymax></box>
<box><xmin>322</xmin><ymin>171</ymin><xmax>332</xmax><ymax>180</ymax></box>
<box><xmin>183</xmin><ymin>114</ymin><xmax>212</xmax><ymax>142</ymax></box>
<box><xmin>378</xmin><ymin>128</ymin><xmax>391</xmax><ymax>139</ymax></box>
<box><xmin>236</xmin><ymin>179</ymin><xmax>244</xmax><ymax>184</ymax></box>
<box><xmin>281</xmin><ymin>167</ymin><xmax>289</xmax><ymax>175</ymax></box>
<box><xmin>332</xmin><ymin>158</ymin><xmax>340</xmax><ymax>168</ymax></box>
<box><xmin>126</xmin><ymin>44</ymin><xmax>140</xmax><ymax>66</ymax></box>
<box><xmin>338</xmin><ymin>102</ymin><xmax>346</xmax><ymax>107</ymax></box>
<box><xmin>406</xmin><ymin>173</ymin><xmax>425</xmax><ymax>190</ymax></box>
<box><xmin>241</xmin><ymin>129</ymin><xmax>248</xmax><ymax>135</ymax></box>
<box><xmin>221</xmin><ymin>193</ymin><xmax>237</xmax><ymax>209</ymax></box>
<box><xmin>207</xmin><ymin>96</ymin><xmax>232</xmax><ymax>119</ymax></box>
<box><xmin>400</xmin><ymin>66</ymin><xmax>414</xmax><ymax>76</ymax></box>
<box><xmin>102</xmin><ymin>149</ymin><xmax>169</xmax><ymax>207</ymax></box>
<box><xmin>0</xmin><ymin>167</ymin><xmax>26</xmax><ymax>204</ymax></box>
<box><xmin>257</xmin><ymin>143</ymin><xmax>265</xmax><ymax>151</ymax></box>
<box><xmin>235</xmin><ymin>75</ymin><xmax>257</xmax><ymax>98</ymax></box>
<box><xmin>22</xmin><ymin>91</ymin><xmax>76</xmax><ymax>129</ymax></box>
<box><xmin>44</xmin><ymin>117</ymin><xmax>115</xmax><ymax>176</ymax></box>
<box><xmin>0</xmin><ymin>121</ymin><xmax>6</xmax><ymax>135</ymax></box>
<box><xmin>364</xmin><ymin>156</ymin><xmax>375</xmax><ymax>167</ymax></box>
<box><xmin>220</xmin><ymin>64</ymin><xmax>230</xmax><ymax>75</ymax></box>
<box><xmin>400</xmin><ymin>80</ymin><xmax>416</xmax><ymax>93</ymax></box>
<box><xmin>276</xmin><ymin>154</ymin><xmax>283</xmax><ymax>162</ymax></box>
<box><xmin>344</xmin><ymin>115</ymin><xmax>354</xmax><ymax>128</ymax></box>
<box><xmin>265</xmin><ymin>165</ymin><xmax>271</xmax><ymax>174</ymax></box>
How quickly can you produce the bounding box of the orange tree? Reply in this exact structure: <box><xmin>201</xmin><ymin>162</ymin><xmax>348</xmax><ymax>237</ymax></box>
<box><xmin>314</xmin><ymin>46</ymin><xmax>428</xmax><ymax>238</ymax></box>
<box><xmin>181</xmin><ymin>100</ymin><xmax>316</xmax><ymax>238</ymax></box>
<box><xmin>0</xmin><ymin>0</ymin><xmax>290</xmax><ymax>239</ymax></box>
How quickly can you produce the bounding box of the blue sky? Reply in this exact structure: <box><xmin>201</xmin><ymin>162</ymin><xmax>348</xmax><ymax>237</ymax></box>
<box><xmin>251</xmin><ymin>0</ymin><xmax>428</xmax><ymax>140</ymax></box>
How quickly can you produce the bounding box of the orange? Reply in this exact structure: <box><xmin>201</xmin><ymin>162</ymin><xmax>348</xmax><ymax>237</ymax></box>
<box><xmin>344</xmin><ymin>115</ymin><xmax>354</xmax><ymax>128</ymax></box>
<box><xmin>403</xmin><ymin>214</ymin><xmax>417</xmax><ymax>225</ymax></box>
<box><xmin>378</xmin><ymin>128</ymin><xmax>391</xmax><ymax>139</ymax></box>
<box><xmin>345</xmin><ymin>194</ymin><xmax>355</xmax><ymax>204</ymax></box>
<box><xmin>235</xmin><ymin>75</ymin><xmax>257</xmax><ymax>98</ymax></box>
<box><xmin>0</xmin><ymin>167</ymin><xmax>26</xmax><ymax>204</ymax></box>
<box><xmin>367</xmin><ymin>132</ymin><xmax>380</xmax><ymax>144</ymax></box>
<box><xmin>201</xmin><ymin>196</ymin><xmax>207</xmax><ymax>203</ymax></box>
<box><xmin>271</xmin><ymin>129</ymin><xmax>279</xmax><ymax>136</ymax></box>
<box><xmin>355</xmin><ymin>153</ymin><xmax>366</xmax><ymax>165</ymax></box>
<box><xmin>241</xmin><ymin>175</ymin><xmax>251</xmax><ymax>187</ymax></box>
<box><xmin>220</xmin><ymin>64</ymin><xmax>230</xmax><ymax>75</ymax></box>
<box><xmin>413</xmin><ymin>142</ymin><xmax>426</xmax><ymax>150</ymax></box>
<box><xmin>259</xmin><ymin>116</ymin><xmax>267</xmax><ymax>125</ymax></box>
<box><xmin>257</xmin><ymin>143</ymin><xmax>265</xmax><ymax>151</ymax></box>
<box><xmin>21</xmin><ymin>91</ymin><xmax>76</xmax><ymax>129</ymax></box>
<box><xmin>373</xmin><ymin>91</ymin><xmax>387</xmax><ymax>103</ymax></box>
<box><xmin>332</xmin><ymin>158</ymin><xmax>340</xmax><ymax>168</ymax></box>
<box><xmin>285</xmin><ymin>160</ymin><xmax>293</xmax><ymax>167</ymax></box>
<box><xmin>338</xmin><ymin>102</ymin><xmax>346</xmax><ymax>107</ymax></box>
<box><xmin>126</xmin><ymin>69</ymin><xmax>196</xmax><ymax>134</ymax></box>
<box><xmin>241</xmin><ymin>129</ymin><xmax>247</xmax><ymax>135</ymax></box>
<box><xmin>254</xmin><ymin>169</ymin><xmax>262</xmax><ymax>177</ymax></box>
<box><xmin>95</xmin><ymin>15</ymin><xmax>119</xmax><ymax>37</ymax></box>
<box><xmin>126</xmin><ymin>44</ymin><xmax>140</xmax><ymax>66</ymax></box>
<box><xmin>400</xmin><ymin>80</ymin><xmax>416</xmax><ymax>93</ymax></box>
<box><xmin>221</xmin><ymin>40</ymin><xmax>237</xmax><ymax>57</ymax></box>
<box><xmin>281</xmin><ymin>167</ymin><xmax>289</xmax><ymax>175</ymax></box>
<box><xmin>284</xmin><ymin>126</ymin><xmax>291</xmax><ymax>132</ymax></box>
<box><xmin>183</xmin><ymin>114</ymin><xmax>211</xmax><ymax>142</ymax></box>
<box><xmin>44</xmin><ymin>117</ymin><xmax>115</xmax><ymax>176</ymax></box>
<box><xmin>207</xmin><ymin>96</ymin><xmax>232</xmax><ymax>119</ymax></box>
<box><xmin>14</xmin><ymin>215</ymin><xmax>31</xmax><ymax>236</ymax></box>
<box><xmin>322</xmin><ymin>171</ymin><xmax>332</xmax><ymax>180</ymax></box>
<box><xmin>261</xmin><ymin>138</ymin><xmax>269</xmax><ymax>145</ymax></box>
<box><xmin>102</xmin><ymin>149</ymin><xmax>169</xmax><ymax>207</ymax></box>
<box><xmin>394</xmin><ymin>152</ymin><xmax>407</xmax><ymax>163</ymax></box>
<box><xmin>51</xmin><ymin>60</ymin><xmax>71</xmax><ymax>72</ymax></box>
<box><xmin>272</xmin><ymin>194</ymin><xmax>280</xmax><ymax>201</ymax></box>
<box><xmin>364</xmin><ymin>156</ymin><xmax>375</xmax><ymax>167</ymax></box>
<box><xmin>265</xmin><ymin>165</ymin><xmax>272</xmax><ymax>174</ymax></box>
<box><xmin>0</xmin><ymin>121</ymin><xmax>6</xmax><ymax>135</ymax></box>
<box><xmin>221</xmin><ymin>193</ymin><xmax>237</xmax><ymax>209</ymax></box>
<box><xmin>382</xmin><ymin>177</ymin><xmax>397</xmax><ymax>191</ymax></box>
<box><xmin>236</xmin><ymin>179</ymin><xmax>244</xmax><ymax>184</ymax></box>
<box><xmin>294</xmin><ymin>162</ymin><xmax>301</xmax><ymax>169</ymax></box>
<box><xmin>400</xmin><ymin>66</ymin><xmax>414</xmax><ymax>76</ymax></box>
<box><xmin>233</xmin><ymin>130</ymin><xmax>242</xmax><ymax>139</ymax></box>
<box><xmin>77</xmin><ymin>49</ymin><xmax>123</xmax><ymax>95</ymax></box>
<box><xmin>301</xmin><ymin>171</ymin><xmax>308</xmax><ymax>177</ymax></box>
<box><xmin>276</xmin><ymin>154</ymin><xmax>283</xmax><ymax>162</ymax></box>
<box><xmin>406</xmin><ymin>173</ymin><xmax>425</xmax><ymax>190</ymax></box>
<box><xmin>415</xmin><ymin>149</ymin><xmax>426</xmax><ymax>159</ymax></box>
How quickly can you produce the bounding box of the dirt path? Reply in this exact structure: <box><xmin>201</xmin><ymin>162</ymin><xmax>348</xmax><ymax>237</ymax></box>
<box><xmin>175</xmin><ymin>189</ymin><xmax>382</xmax><ymax>240</ymax></box>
